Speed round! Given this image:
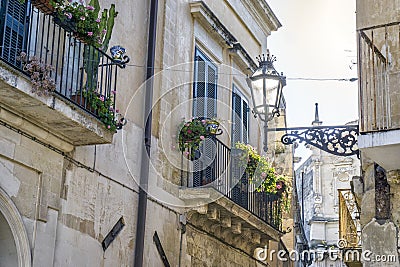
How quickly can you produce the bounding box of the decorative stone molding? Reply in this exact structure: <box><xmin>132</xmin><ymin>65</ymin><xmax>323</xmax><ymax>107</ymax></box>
<box><xmin>186</xmin><ymin>196</ymin><xmax>283</xmax><ymax>256</ymax></box>
<box><xmin>241</xmin><ymin>0</ymin><xmax>281</xmax><ymax>35</ymax></box>
<box><xmin>0</xmin><ymin>187</ymin><xmax>32</xmax><ymax>267</ymax></box>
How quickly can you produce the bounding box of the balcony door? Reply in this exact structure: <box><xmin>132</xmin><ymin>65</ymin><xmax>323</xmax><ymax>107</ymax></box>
<box><xmin>0</xmin><ymin>0</ymin><xmax>29</xmax><ymax>66</ymax></box>
<box><xmin>192</xmin><ymin>48</ymin><xmax>218</xmax><ymax>187</ymax></box>
<box><xmin>231</xmin><ymin>87</ymin><xmax>250</xmax><ymax>207</ymax></box>
<box><xmin>193</xmin><ymin>48</ymin><xmax>217</xmax><ymax>118</ymax></box>
<box><xmin>231</xmin><ymin>87</ymin><xmax>249</xmax><ymax>145</ymax></box>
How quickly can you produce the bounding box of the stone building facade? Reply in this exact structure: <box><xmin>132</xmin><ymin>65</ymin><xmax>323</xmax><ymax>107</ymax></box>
<box><xmin>355</xmin><ymin>1</ymin><xmax>400</xmax><ymax>267</ymax></box>
<box><xmin>294</xmin><ymin>116</ymin><xmax>360</xmax><ymax>267</ymax></box>
<box><xmin>0</xmin><ymin>0</ymin><xmax>294</xmax><ymax>266</ymax></box>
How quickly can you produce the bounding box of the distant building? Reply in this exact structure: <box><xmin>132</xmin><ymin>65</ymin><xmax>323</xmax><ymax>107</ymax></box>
<box><xmin>294</xmin><ymin>112</ymin><xmax>360</xmax><ymax>267</ymax></box>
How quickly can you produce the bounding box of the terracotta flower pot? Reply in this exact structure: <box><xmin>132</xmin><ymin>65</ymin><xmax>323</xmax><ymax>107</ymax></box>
<box><xmin>53</xmin><ymin>15</ymin><xmax>77</xmax><ymax>33</ymax></box>
<box><xmin>31</xmin><ymin>0</ymin><xmax>54</xmax><ymax>15</ymax></box>
<box><xmin>70</xmin><ymin>94</ymin><xmax>97</xmax><ymax>115</ymax></box>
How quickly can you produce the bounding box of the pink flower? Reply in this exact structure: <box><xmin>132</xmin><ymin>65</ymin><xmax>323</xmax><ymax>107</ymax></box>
<box><xmin>185</xmin><ymin>151</ymin><xmax>190</xmax><ymax>156</ymax></box>
<box><xmin>80</xmin><ymin>16</ymin><xmax>85</xmax><ymax>21</ymax></box>
<box><xmin>276</xmin><ymin>184</ymin><xmax>282</xmax><ymax>190</ymax></box>
<box><xmin>111</xmin><ymin>90</ymin><xmax>116</xmax><ymax>95</ymax></box>
<box><xmin>116</xmin><ymin>109</ymin><xmax>120</xmax><ymax>113</ymax></box>
<box><xmin>87</xmin><ymin>32</ymin><xmax>93</xmax><ymax>36</ymax></box>
<box><xmin>261</xmin><ymin>172</ymin><xmax>266</xmax><ymax>178</ymax></box>
<box><xmin>99</xmin><ymin>96</ymin><xmax>105</xmax><ymax>101</ymax></box>
<box><xmin>201</xmin><ymin>119</ymin><xmax>206</xmax><ymax>124</ymax></box>
<box><xmin>86</xmin><ymin>5</ymin><xmax>94</xmax><ymax>10</ymax></box>
<box><xmin>107</xmin><ymin>125</ymin><xmax>111</xmax><ymax>129</ymax></box>
<box><xmin>102</xmin><ymin>29</ymin><xmax>107</xmax><ymax>34</ymax></box>
<box><xmin>96</xmin><ymin>18</ymin><xmax>101</xmax><ymax>23</ymax></box>
<box><xmin>187</xmin><ymin>129</ymin><xmax>192</xmax><ymax>134</ymax></box>
<box><xmin>185</xmin><ymin>123</ymin><xmax>190</xmax><ymax>127</ymax></box>
<box><xmin>65</xmin><ymin>12</ymin><xmax>72</xmax><ymax>19</ymax></box>
<box><xmin>171</xmin><ymin>145</ymin><xmax>176</xmax><ymax>149</ymax></box>
<box><xmin>200</xmin><ymin>136</ymin><xmax>205</xmax><ymax>140</ymax></box>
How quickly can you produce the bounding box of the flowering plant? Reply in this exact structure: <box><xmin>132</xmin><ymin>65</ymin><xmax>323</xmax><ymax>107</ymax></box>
<box><xmin>235</xmin><ymin>142</ymin><xmax>291</xmax><ymax>211</ymax></box>
<box><xmin>83</xmin><ymin>89</ymin><xmax>125</xmax><ymax>131</ymax></box>
<box><xmin>52</xmin><ymin>0</ymin><xmax>114</xmax><ymax>48</ymax></box>
<box><xmin>178</xmin><ymin>117</ymin><xmax>220</xmax><ymax>159</ymax></box>
<box><xmin>18</xmin><ymin>52</ymin><xmax>56</xmax><ymax>96</ymax></box>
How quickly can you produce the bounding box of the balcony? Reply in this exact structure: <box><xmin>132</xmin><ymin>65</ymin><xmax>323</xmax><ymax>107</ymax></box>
<box><xmin>338</xmin><ymin>189</ymin><xmax>362</xmax><ymax>267</ymax></box>
<box><xmin>179</xmin><ymin>137</ymin><xmax>285</xmax><ymax>254</ymax></box>
<box><xmin>357</xmin><ymin>22</ymin><xmax>400</xmax><ymax>170</ymax></box>
<box><xmin>0</xmin><ymin>1</ymin><xmax>124</xmax><ymax>151</ymax></box>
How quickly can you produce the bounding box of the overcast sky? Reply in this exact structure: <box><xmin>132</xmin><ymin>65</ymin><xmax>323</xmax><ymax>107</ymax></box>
<box><xmin>266</xmin><ymin>0</ymin><xmax>358</xmax><ymax>164</ymax></box>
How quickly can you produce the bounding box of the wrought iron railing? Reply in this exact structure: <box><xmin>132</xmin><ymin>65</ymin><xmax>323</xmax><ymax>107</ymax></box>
<box><xmin>0</xmin><ymin>0</ymin><xmax>123</xmax><ymax>118</ymax></box>
<box><xmin>358</xmin><ymin>22</ymin><xmax>400</xmax><ymax>132</ymax></box>
<box><xmin>338</xmin><ymin>189</ymin><xmax>361</xmax><ymax>249</ymax></box>
<box><xmin>181</xmin><ymin>137</ymin><xmax>283</xmax><ymax>231</ymax></box>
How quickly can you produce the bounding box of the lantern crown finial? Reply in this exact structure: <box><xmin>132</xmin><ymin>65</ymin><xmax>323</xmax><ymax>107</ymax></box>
<box><xmin>256</xmin><ymin>50</ymin><xmax>276</xmax><ymax>68</ymax></box>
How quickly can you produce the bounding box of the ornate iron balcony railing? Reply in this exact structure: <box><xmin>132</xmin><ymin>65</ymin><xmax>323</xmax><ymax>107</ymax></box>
<box><xmin>0</xmin><ymin>0</ymin><xmax>125</xmax><ymax>120</ymax></box>
<box><xmin>338</xmin><ymin>189</ymin><xmax>361</xmax><ymax>249</ymax></box>
<box><xmin>180</xmin><ymin>137</ymin><xmax>283</xmax><ymax>231</ymax></box>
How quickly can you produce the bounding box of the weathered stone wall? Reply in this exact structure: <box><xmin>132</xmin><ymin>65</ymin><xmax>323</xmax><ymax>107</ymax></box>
<box><xmin>0</xmin><ymin>122</ymin><xmax>141</xmax><ymax>266</ymax></box>
<box><xmin>358</xmin><ymin>158</ymin><xmax>400</xmax><ymax>266</ymax></box>
<box><xmin>185</xmin><ymin>225</ymin><xmax>268</xmax><ymax>267</ymax></box>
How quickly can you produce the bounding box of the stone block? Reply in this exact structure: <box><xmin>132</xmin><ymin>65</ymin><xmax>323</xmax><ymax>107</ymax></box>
<box><xmin>360</xmin><ymin>190</ymin><xmax>376</xmax><ymax>227</ymax></box>
<box><xmin>361</xmin><ymin>219</ymin><xmax>400</xmax><ymax>266</ymax></box>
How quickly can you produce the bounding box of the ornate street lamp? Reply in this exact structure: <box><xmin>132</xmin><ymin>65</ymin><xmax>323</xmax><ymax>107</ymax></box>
<box><xmin>248</xmin><ymin>51</ymin><xmax>359</xmax><ymax>157</ymax></box>
<box><xmin>247</xmin><ymin>51</ymin><xmax>286</xmax><ymax>151</ymax></box>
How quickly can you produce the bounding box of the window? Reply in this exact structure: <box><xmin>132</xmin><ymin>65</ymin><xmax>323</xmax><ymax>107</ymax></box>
<box><xmin>232</xmin><ymin>86</ymin><xmax>249</xmax><ymax>144</ymax></box>
<box><xmin>193</xmin><ymin>48</ymin><xmax>217</xmax><ymax>118</ymax></box>
<box><xmin>0</xmin><ymin>0</ymin><xmax>29</xmax><ymax>65</ymax></box>
<box><xmin>192</xmin><ymin>48</ymin><xmax>218</xmax><ymax>187</ymax></box>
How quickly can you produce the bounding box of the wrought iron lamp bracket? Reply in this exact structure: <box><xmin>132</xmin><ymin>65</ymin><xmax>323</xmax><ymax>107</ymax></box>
<box><xmin>269</xmin><ymin>125</ymin><xmax>359</xmax><ymax>157</ymax></box>
<box><xmin>252</xmin><ymin>108</ymin><xmax>280</xmax><ymax>122</ymax></box>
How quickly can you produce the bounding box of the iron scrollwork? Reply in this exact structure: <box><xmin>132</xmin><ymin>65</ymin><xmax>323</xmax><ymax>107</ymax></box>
<box><xmin>280</xmin><ymin>125</ymin><xmax>359</xmax><ymax>157</ymax></box>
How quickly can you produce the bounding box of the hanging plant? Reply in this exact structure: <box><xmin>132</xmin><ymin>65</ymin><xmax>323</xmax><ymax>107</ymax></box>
<box><xmin>178</xmin><ymin>117</ymin><xmax>220</xmax><ymax>159</ymax></box>
<box><xmin>17</xmin><ymin>52</ymin><xmax>56</xmax><ymax>96</ymax></box>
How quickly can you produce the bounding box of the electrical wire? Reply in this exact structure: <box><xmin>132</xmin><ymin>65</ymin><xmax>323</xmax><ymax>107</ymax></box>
<box><xmin>2</xmin><ymin>44</ymin><xmax>358</xmax><ymax>82</ymax></box>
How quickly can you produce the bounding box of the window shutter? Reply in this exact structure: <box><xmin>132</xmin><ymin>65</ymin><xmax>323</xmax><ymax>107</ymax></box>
<box><xmin>0</xmin><ymin>0</ymin><xmax>28</xmax><ymax>65</ymax></box>
<box><xmin>231</xmin><ymin>88</ymin><xmax>249</xmax><ymax>144</ymax></box>
<box><xmin>193</xmin><ymin>49</ymin><xmax>217</xmax><ymax>118</ymax></box>
<box><xmin>242</xmin><ymin>99</ymin><xmax>249</xmax><ymax>143</ymax></box>
<box><xmin>193</xmin><ymin>55</ymin><xmax>206</xmax><ymax>117</ymax></box>
<box><xmin>206</xmin><ymin>62</ymin><xmax>217</xmax><ymax>118</ymax></box>
<box><xmin>232</xmin><ymin>92</ymin><xmax>242</xmax><ymax>144</ymax></box>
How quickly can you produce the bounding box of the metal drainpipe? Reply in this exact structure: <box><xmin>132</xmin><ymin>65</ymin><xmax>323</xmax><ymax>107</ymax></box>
<box><xmin>301</xmin><ymin>171</ymin><xmax>305</xmax><ymax>227</ymax></box>
<box><xmin>133</xmin><ymin>0</ymin><xmax>158</xmax><ymax>266</ymax></box>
